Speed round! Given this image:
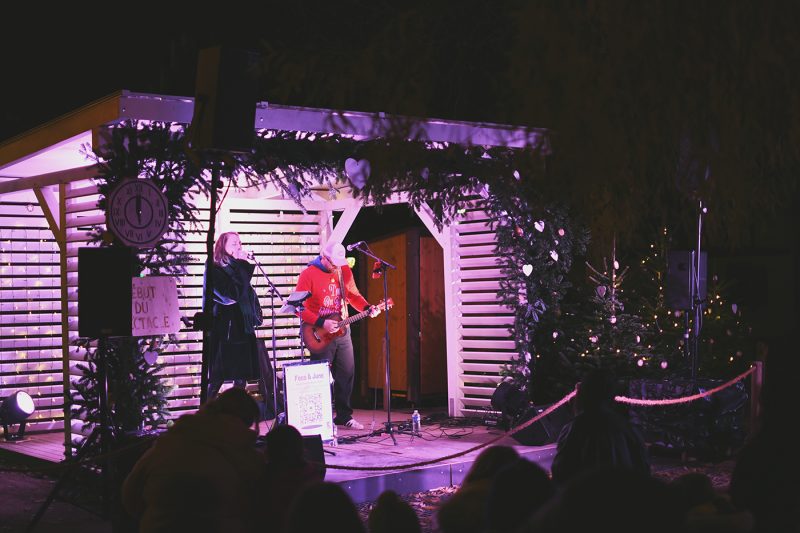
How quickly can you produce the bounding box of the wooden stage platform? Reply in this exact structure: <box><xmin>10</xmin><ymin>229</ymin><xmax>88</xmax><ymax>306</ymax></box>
<box><xmin>0</xmin><ymin>408</ymin><xmax>557</xmax><ymax>504</ymax></box>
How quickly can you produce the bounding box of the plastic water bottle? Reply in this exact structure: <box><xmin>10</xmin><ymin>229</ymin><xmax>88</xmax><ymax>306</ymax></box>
<box><xmin>411</xmin><ymin>410</ymin><xmax>421</xmax><ymax>435</ymax></box>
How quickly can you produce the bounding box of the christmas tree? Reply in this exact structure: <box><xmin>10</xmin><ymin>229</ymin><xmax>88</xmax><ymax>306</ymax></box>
<box><xmin>71</xmin><ymin>336</ymin><xmax>172</xmax><ymax>437</ymax></box>
<box><xmin>632</xmin><ymin>228</ymin><xmax>754</xmax><ymax>378</ymax></box>
<box><xmin>579</xmin><ymin>241</ymin><xmax>652</xmax><ymax>378</ymax></box>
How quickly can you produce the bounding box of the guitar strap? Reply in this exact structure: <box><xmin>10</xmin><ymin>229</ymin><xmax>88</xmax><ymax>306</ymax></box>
<box><xmin>337</xmin><ymin>268</ymin><xmax>349</xmax><ymax>321</ymax></box>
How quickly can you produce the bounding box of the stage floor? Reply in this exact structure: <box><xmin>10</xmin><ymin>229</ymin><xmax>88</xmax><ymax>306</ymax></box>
<box><xmin>1</xmin><ymin>408</ymin><xmax>557</xmax><ymax>504</ymax></box>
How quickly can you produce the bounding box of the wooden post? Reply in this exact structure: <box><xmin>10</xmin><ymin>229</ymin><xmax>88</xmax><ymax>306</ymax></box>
<box><xmin>750</xmin><ymin>360</ymin><xmax>764</xmax><ymax>434</ymax></box>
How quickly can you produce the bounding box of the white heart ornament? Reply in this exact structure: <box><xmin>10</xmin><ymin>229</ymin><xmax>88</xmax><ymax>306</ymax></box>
<box><xmin>345</xmin><ymin>158</ymin><xmax>371</xmax><ymax>189</ymax></box>
<box><xmin>143</xmin><ymin>349</ymin><xmax>159</xmax><ymax>365</ymax></box>
<box><xmin>522</xmin><ymin>264</ymin><xmax>533</xmax><ymax>276</ymax></box>
<box><xmin>534</xmin><ymin>220</ymin><xmax>545</xmax><ymax>232</ymax></box>
<box><xmin>549</xmin><ymin>250</ymin><xmax>559</xmax><ymax>261</ymax></box>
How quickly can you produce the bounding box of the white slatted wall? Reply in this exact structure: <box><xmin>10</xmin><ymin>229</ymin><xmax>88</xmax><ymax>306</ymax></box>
<box><xmin>64</xmin><ymin>178</ymin><xmax>106</xmax><ymax>441</ymax></box>
<box><xmin>0</xmin><ymin>199</ymin><xmax>63</xmax><ymax>432</ymax></box>
<box><xmin>452</xmin><ymin>204</ymin><xmax>515</xmax><ymax>416</ymax></box>
<box><xmin>226</xmin><ymin>202</ymin><xmax>322</xmax><ymax>369</ymax></box>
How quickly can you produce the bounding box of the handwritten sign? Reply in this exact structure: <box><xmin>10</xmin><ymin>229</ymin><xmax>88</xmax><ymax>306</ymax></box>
<box><xmin>131</xmin><ymin>276</ymin><xmax>181</xmax><ymax>336</ymax></box>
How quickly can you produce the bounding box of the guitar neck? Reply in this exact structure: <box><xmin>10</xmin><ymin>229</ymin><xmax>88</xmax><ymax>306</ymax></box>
<box><xmin>339</xmin><ymin>308</ymin><xmax>371</xmax><ymax>327</ymax></box>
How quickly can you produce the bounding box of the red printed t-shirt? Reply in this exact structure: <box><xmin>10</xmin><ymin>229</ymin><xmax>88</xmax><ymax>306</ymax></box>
<box><xmin>294</xmin><ymin>263</ymin><xmax>370</xmax><ymax>327</ymax></box>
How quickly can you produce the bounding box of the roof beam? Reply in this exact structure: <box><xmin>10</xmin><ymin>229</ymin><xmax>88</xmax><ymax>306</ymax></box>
<box><xmin>0</xmin><ymin>164</ymin><xmax>99</xmax><ymax>196</ymax></box>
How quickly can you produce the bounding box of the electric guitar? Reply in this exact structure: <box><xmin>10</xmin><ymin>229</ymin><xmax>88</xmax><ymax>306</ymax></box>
<box><xmin>301</xmin><ymin>298</ymin><xmax>394</xmax><ymax>352</ymax></box>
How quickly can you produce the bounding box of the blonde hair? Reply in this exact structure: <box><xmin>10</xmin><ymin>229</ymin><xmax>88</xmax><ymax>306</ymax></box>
<box><xmin>213</xmin><ymin>232</ymin><xmax>238</xmax><ymax>267</ymax></box>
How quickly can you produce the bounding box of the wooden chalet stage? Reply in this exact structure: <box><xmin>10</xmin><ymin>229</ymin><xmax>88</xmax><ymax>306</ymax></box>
<box><xmin>0</xmin><ymin>408</ymin><xmax>557</xmax><ymax>504</ymax></box>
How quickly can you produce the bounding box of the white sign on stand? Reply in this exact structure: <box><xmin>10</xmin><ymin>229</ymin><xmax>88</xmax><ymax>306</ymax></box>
<box><xmin>131</xmin><ymin>276</ymin><xmax>181</xmax><ymax>336</ymax></box>
<box><xmin>283</xmin><ymin>361</ymin><xmax>334</xmax><ymax>442</ymax></box>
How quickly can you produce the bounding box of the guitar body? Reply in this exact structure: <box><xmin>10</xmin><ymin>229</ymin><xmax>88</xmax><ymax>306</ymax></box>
<box><xmin>299</xmin><ymin>298</ymin><xmax>394</xmax><ymax>353</ymax></box>
<box><xmin>301</xmin><ymin>313</ymin><xmax>346</xmax><ymax>352</ymax></box>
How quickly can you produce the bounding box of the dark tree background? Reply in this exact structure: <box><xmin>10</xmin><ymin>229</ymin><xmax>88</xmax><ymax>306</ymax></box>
<box><xmin>3</xmin><ymin>1</ymin><xmax>797</xmax><ymax>344</ymax></box>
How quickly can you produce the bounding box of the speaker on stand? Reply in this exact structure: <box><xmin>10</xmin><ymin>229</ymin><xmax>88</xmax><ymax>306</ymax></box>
<box><xmin>188</xmin><ymin>46</ymin><xmax>260</xmax><ymax>155</ymax></box>
<box><xmin>78</xmin><ymin>247</ymin><xmax>136</xmax><ymax>338</ymax></box>
<box><xmin>665</xmin><ymin>251</ymin><xmax>707</xmax><ymax>310</ymax></box>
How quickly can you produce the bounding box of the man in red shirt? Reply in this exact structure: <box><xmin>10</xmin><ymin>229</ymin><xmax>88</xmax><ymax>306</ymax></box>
<box><xmin>294</xmin><ymin>240</ymin><xmax>380</xmax><ymax>430</ymax></box>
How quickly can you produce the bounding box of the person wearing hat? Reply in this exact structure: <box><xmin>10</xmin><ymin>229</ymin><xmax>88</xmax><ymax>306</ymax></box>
<box><xmin>293</xmin><ymin>240</ymin><xmax>380</xmax><ymax>430</ymax></box>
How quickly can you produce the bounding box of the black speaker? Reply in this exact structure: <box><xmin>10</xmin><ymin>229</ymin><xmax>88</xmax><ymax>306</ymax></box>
<box><xmin>78</xmin><ymin>247</ymin><xmax>136</xmax><ymax>337</ymax></box>
<box><xmin>301</xmin><ymin>434</ymin><xmax>326</xmax><ymax>480</ymax></box>
<box><xmin>189</xmin><ymin>46</ymin><xmax>260</xmax><ymax>154</ymax></box>
<box><xmin>665</xmin><ymin>251</ymin><xmax>707</xmax><ymax>310</ymax></box>
<box><xmin>510</xmin><ymin>403</ymin><xmax>571</xmax><ymax>446</ymax></box>
<box><xmin>491</xmin><ymin>382</ymin><xmax>528</xmax><ymax>418</ymax></box>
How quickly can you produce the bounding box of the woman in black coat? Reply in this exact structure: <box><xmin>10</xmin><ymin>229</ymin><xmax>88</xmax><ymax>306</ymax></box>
<box><xmin>205</xmin><ymin>231</ymin><xmax>263</xmax><ymax>400</ymax></box>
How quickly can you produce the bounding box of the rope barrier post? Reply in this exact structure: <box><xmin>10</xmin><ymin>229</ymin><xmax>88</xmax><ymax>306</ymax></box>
<box><xmin>750</xmin><ymin>361</ymin><xmax>764</xmax><ymax>435</ymax></box>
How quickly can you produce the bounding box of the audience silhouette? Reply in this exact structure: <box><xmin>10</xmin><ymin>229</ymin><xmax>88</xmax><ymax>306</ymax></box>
<box><xmin>436</xmin><ymin>445</ymin><xmax>520</xmax><ymax>533</ymax></box>
<box><xmin>729</xmin><ymin>336</ymin><xmax>799</xmax><ymax>532</ymax></box>
<box><xmin>367</xmin><ymin>490</ymin><xmax>421</xmax><ymax>533</ymax></box>
<box><xmin>284</xmin><ymin>481</ymin><xmax>366</xmax><ymax>533</ymax></box>
<box><xmin>527</xmin><ymin>465</ymin><xmax>685</xmax><ymax>533</ymax></box>
<box><xmin>116</xmin><ymin>358</ymin><xmax>791</xmax><ymax>533</ymax></box>
<box><xmin>550</xmin><ymin>366</ymin><xmax>650</xmax><ymax>486</ymax></box>
<box><xmin>485</xmin><ymin>458</ymin><xmax>554</xmax><ymax>533</ymax></box>
<box><xmin>260</xmin><ymin>424</ymin><xmax>324</xmax><ymax>532</ymax></box>
<box><xmin>121</xmin><ymin>387</ymin><xmax>266</xmax><ymax>532</ymax></box>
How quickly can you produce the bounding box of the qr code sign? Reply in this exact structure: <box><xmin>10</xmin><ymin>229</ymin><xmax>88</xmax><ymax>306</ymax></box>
<box><xmin>297</xmin><ymin>392</ymin><xmax>324</xmax><ymax>425</ymax></box>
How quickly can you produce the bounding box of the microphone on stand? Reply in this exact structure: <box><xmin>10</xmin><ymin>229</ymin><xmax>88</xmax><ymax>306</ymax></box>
<box><xmin>346</xmin><ymin>241</ymin><xmax>366</xmax><ymax>252</ymax></box>
<box><xmin>242</xmin><ymin>250</ymin><xmax>255</xmax><ymax>260</ymax></box>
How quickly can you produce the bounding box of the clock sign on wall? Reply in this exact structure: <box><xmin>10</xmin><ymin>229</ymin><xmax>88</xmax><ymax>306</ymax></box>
<box><xmin>106</xmin><ymin>178</ymin><xmax>169</xmax><ymax>248</ymax></box>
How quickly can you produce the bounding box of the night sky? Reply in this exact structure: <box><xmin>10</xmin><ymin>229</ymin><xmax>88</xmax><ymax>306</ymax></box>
<box><xmin>2</xmin><ymin>5</ymin><xmax>798</xmax><ymax>343</ymax></box>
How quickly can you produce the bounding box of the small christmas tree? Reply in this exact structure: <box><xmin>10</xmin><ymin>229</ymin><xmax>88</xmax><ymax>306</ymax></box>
<box><xmin>71</xmin><ymin>336</ymin><xmax>173</xmax><ymax>437</ymax></box>
<box><xmin>530</xmin><ymin>240</ymin><xmax>651</xmax><ymax>403</ymax></box>
<box><xmin>579</xmin><ymin>240</ymin><xmax>652</xmax><ymax>379</ymax></box>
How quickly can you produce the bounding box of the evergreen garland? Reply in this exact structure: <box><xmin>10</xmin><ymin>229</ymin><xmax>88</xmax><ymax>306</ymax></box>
<box><xmin>492</xmin><ymin>200</ymin><xmax>590</xmax><ymax>398</ymax></box>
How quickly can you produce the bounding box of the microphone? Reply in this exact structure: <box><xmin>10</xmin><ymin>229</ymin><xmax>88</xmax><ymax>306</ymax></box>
<box><xmin>346</xmin><ymin>241</ymin><xmax>366</xmax><ymax>251</ymax></box>
<box><xmin>242</xmin><ymin>250</ymin><xmax>255</xmax><ymax>260</ymax></box>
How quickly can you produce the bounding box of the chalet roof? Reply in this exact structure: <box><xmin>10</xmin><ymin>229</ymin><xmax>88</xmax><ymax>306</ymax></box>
<box><xmin>0</xmin><ymin>90</ymin><xmax>547</xmax><ymax>199</ymax></box>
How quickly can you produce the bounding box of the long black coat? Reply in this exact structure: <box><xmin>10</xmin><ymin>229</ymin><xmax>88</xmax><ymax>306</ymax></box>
<box><xmin>204</xmin><ymin>259</ymin><xmax>263</xmax><ymax>382</ymax></box>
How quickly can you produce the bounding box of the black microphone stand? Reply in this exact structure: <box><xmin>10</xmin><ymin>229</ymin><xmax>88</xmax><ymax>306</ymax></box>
<box><xmin>349</xmin><ymin>242</ymin><xmax>411</xmax><ymax>445</ymax></box>
<box><xmin>251</xmin><ymin>254</ymin><xmax>285</xmax><ymax>426</ymax></box>
<box><xmin>689</xmin><ymin>199</ymin><xmax>707</xmax><ymax>381</ymax></box>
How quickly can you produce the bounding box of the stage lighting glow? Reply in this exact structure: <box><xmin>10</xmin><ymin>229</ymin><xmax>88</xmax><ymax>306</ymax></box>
<box><xmin>1</xmin><ymin>390</ymin><xmax>36</xmax><ymax>441</ymax></box>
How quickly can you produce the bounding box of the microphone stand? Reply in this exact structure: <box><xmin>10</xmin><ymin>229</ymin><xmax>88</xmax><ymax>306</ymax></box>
<box><xmin>350</xmin><ymin>243</ymin><xmax>406</xmax><ymax>445</ymax></box>
<box><xmin>251</xmin><ymin>254</ymin><xmax>284</xmax><ymax>426</ymax></box>
<box><xmin>690</xmin><ymin>199</ymin><xmax>707</xmax><ymax>381</ymax></box>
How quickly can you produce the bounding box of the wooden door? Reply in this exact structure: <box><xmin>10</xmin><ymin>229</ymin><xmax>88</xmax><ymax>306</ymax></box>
<box><xmin>365</xmin><ymin>233</ymin><xmax>408</xmax><ymax>391</ymax></box>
